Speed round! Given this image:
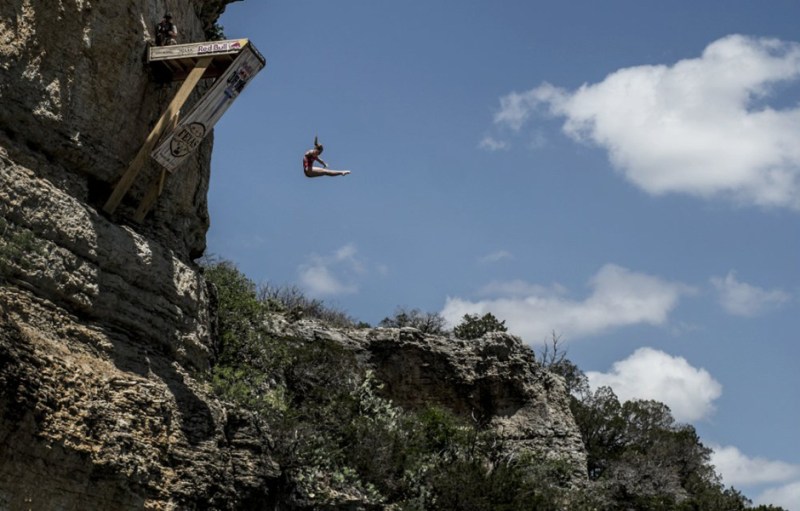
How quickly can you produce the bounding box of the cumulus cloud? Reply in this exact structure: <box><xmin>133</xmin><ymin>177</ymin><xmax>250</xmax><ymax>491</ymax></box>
<box><xmin>711</xmin><ymin>271</ymin><xmax>791</xmax><ymax>317</ymax></box>
<box><xmin>710</xmin><ymin>444</ymin><xmax>800</xmax><ymax>487</ymax></box>
<box><xmin>441</xmin><ymin>264</ymin><xmax>693</xmax><ymax>342</ymax></box>
<box><xmin>478</xmin><ymin>136</ymin><xmax>510</xmax><ymax>151</ymax></box>
<box><xmin>478</xmin><ymin>279</ymin><xmax>567</xmax><ymax>298</ymax></box>
<box><xmin>493</xmin><ymin>35</ymin><xmax>800</xmax><ymax>209</ymax></box>
<box><xmin>298</xmin><ymin>243</ymin><xmax>367</xmax><ymax>297</ymax></box>
<box><xmin>757</xmin><ymin>481</ymin><xmax>800</xmax><ymax>511</ymax></box>
<box><xmin>478</xmin><ymin>250</ymin><xmax>514</xmax><ymax>264</ymax></box>
<box><xmin>587</xmin><ymin>348</ymin><xmax>722</xmax><ymax>422</ymax></box>
<box><xmin>299</xmin><ymin>265</ymin><xmax>356</xmax><ymax>296</ymax></box>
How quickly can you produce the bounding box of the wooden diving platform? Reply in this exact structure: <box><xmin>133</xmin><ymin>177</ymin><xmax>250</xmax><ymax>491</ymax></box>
<box><xmin>103</xmin><ymin>39</ymin><xmax>265</xmax><ymax>220</ymax></box>
<box><xmin>148</xmin><ymin>39</ymin><xmax>259</xmax><ymax>82</ymax></box>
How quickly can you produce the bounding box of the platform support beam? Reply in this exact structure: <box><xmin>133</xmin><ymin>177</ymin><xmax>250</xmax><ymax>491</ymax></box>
<box><xmin>103</xmin><ymin>56</ymin><xmax>213</xmax><ymax>215</ymax></box>
<box><xmin>133</xmin><ymin>168</ymin><xmax>168</xmax><ymax>222</ymax></box>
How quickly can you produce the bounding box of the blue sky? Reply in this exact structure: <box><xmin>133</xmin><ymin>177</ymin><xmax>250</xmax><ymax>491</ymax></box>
<box><xmin>206</xmin><ymin>2</ymin><xmax>800</xmax><ymax>507</ymax></box>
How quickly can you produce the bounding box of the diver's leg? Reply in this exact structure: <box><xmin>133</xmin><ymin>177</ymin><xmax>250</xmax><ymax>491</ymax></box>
<box><xmin>305</xmin><ymin>167</ymin><xmax>350</xmax><ymax>177</ymax></box>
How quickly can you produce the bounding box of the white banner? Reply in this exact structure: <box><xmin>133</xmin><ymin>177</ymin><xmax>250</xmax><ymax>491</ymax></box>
<box><xmin>148</xmin><ymin>39</ymin><xmax>249</xmax><ymax>62</ymax></box>
<box><xmin>151</xmin><ymin>46</ymin><xmax>265</xmax><ymax>171</ymax></box>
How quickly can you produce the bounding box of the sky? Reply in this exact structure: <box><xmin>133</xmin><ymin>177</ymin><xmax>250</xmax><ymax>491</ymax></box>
<box><xmin>206</xmin><ymin>2</ymin><xmax>800</xmax><ymax>508</ymax></box>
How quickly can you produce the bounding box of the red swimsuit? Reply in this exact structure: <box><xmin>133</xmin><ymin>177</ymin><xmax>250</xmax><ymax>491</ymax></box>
<box><xmin>303</xmin><ymin>150</ymin><xmax>316</xmax><ymax>172</ymax></box>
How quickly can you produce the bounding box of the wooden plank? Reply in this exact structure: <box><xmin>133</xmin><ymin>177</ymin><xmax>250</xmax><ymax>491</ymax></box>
<box><xmin>165</xmin><ymin>59</ymin><xmax>183</xmax><ymax>72</ymax></box>
<box><xmin>133</xmin><ymin>168</ymin><xmax>168</xmax><ymax>222</ymax></box>
<box><xmin>103</xmin><ymin>56</ymin><xmax>213</xmax><ymax>214</ymax></box>
<box><xmin>132</xmin><ymin>111</ymin><xmax>180</xmax><ymax>222</ymax></box>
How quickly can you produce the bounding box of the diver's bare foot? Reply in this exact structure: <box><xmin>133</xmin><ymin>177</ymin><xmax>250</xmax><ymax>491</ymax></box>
<box><xmin>340</xmin><ymin>170</ymin><xmax>351</xmax><ymax>176</ymax></box>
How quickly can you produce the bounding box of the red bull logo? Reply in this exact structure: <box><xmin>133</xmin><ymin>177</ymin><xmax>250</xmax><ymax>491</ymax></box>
<box><xmin>197</xmin><ymin>40</ymin><xmax>245</xmax><ymax>54</ymax></box>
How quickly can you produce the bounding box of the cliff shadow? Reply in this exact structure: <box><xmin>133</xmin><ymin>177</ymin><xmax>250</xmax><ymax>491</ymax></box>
<box><xmin>368</xmin><ymin>343</ymin><xmax>528</xmax><ymax>422</ymax></box>
<box><xmin>88</xmin><ymin>213</ymin><xmax>216</xmax><ymax>447</ymax></box>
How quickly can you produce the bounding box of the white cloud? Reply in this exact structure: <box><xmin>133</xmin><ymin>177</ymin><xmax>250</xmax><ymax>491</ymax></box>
<box><xmin>587</xmin><ymin>347</ymin><xmax>722</xmax><ymax>422</ymax></box>
<box><xmin>711</xmin><ymin>271</ymin><xmax>791</xmax><ymax>317</ymax></box>
<box><xmin>758</xmin><ymin>481</ymin><xmax>800</xmax><ymax>511</ymax></box>
<box><xmin>299</xmin><ymin>264</ymin><xmax>357</xmax><ymax>296</ymax></box>
<box><xmin>528</xmin><ymin>130</ymin><xmax>547</xmax><ymax>149</ymax></box>
<box><xmin>478</xmin><ymin>136</ymin><xmax>510</xmax><ymax>151</ymax></box>
<box><xmin>478</xmin><ymin>250</ymin><xmax>514</xmax><ymax>264</ymax></box>
<box><xmin>494</xmin><ymin>84</ymin><xmax>564</xmax><ymax>130</ymax></box>
<box><xmin>298</xmin><ymin>243</ymin><xmax>367</xmax><ymax>297</ymax></box>
<box><xmin>478</xmin><ymin>279</ymin><xmax>567</xmax><ymax>298</ymax></box>
<box><xmin>494</xmin><ymin>35</ymin><xmax>800</xmax><ymax>209</ymax></box>
<box><xmin>710</xmin><ymin>444</ymin><xmax>800</xmax><ymax>487</ymax></box>
<box><xmin>441</xmin><ymin>264</ymin><xmax>692</xmax><ymax>342</ymax></box>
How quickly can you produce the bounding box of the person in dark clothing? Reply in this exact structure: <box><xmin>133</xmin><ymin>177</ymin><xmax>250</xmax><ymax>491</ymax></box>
<box><xmin>156</xmin><ymin>13</ymin><xmax>178</xmax><ymax>46</ymax></box>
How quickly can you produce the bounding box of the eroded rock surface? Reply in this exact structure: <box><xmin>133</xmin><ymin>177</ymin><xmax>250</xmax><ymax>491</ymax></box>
<box><xmin>1</xmin><ymin>0</ymin><xmax>277</xmax><ymax>509</ymax></box>
<box><xmin>264</xmin><ymin>316</ymin><xmax>589</xmax><ymax>480</ymax></box>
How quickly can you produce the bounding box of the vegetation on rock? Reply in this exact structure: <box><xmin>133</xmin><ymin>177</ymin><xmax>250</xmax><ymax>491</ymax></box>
<box><xmin>379</xmin><ymin>307</ymin><xmax>448</xmax><ymax>335</ymax></box>
<box><xmin>0</xmin><ymin>217</ymin><xmax>43</xmax><ymax>280</ymax></box>
<box><xmin>453</xmin><ymin>312</ymin><xmax>508</xmax><ymax>340</ymax></box>
<box><xmin>543</xmin><ymin>343</ymin><xmax>787</xmax><ymax>511</ymax></box>
<box><xmin>204</xmin><ymin>260</ymin><xmax>786</xmax><ymax>510</ymax></box>
<box><xmin>204</xmin><ymin>261</ymin><xmax>579</xmax><ymax>509</ymax></box>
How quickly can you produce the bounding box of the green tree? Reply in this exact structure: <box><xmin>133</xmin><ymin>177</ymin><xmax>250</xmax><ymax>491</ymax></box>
<box><xmin>453</xmin><ymin>312</ymin><xmax>507</xmax><ymax>340</ymax></box>
<box><xmin>203</xmin><ymin>260</ymin><xmax>789</xmax><ymax>510</ymax></box>
<box><xmin>571</xmin><ymin>386</ymin><xmax>627</xmax><ymax>479</ymax></box>
<box><xmin>567</xmin><ymin>382</ymin><xmax>786</xmax><ymax>510</ymax></box>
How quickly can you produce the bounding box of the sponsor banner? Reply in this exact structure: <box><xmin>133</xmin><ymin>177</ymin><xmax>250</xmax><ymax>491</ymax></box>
<box><xmin>151</xmin><ymin>46</ymin><xmax>265</xmax><ymax>171</ymax></box>
<box><xmin>148</xmin><ymin>39</ymin><xmax>248</xmax><ymax>62</ymax></box>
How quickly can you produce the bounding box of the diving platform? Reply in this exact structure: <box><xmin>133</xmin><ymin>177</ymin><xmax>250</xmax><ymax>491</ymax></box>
<box><xmin>148</xmin><ymin>39</ymin><xmax>255</xmax><ymax>81</ymax></box>
<box><xmin>103</xmin><ymin>39</ymin><xmax>265</xmax><ymax>220</ymax></box>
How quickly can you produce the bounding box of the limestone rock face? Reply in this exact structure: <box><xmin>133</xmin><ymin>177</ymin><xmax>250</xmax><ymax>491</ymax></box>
<box><xmin>0</xmin><ymin>0</ymin><xmax>279</xmax><ymax>509</ymax></box>
<box><xmin>265</xmin><ymin>317</ymin><xmax>589</xmax><ymax>480</ymax></box>
<box><xmin>0</xmin><ymin>0</ymin><xmax>225</xmax><ymax>258</ymax></box>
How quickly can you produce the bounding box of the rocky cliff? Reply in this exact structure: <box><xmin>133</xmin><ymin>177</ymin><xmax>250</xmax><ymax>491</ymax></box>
<box><xmin>265</xmin><ymin>318</ymin><xmax>587</xmax><ymax>479</ymax></box>
<box><xmin>0</xmin><ymin>1</ymin><xmax>586</xmax><ymax>509</ymax></box>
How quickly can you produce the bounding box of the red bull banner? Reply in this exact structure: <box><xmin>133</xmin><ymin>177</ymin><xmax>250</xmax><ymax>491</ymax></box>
<box><xmin>151</xmin><ymin>44</ymin><xmax>265</xmax><ymax>171</ymax></box>
<box><xmin>148</xmin><ymin>39</ymin><xmax>249</xmax><ymax>61</ymax></box>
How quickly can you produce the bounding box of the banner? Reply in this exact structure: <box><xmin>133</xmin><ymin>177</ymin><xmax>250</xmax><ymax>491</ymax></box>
<box><xmin>151</xmin><ymin>45</ymin><xmax>265</xmax><ymax>171</ymax></box>
<box><xmin>148</xmin><ymin>39</ymin><xmax>249</xmax><ymax>61</ymax></box>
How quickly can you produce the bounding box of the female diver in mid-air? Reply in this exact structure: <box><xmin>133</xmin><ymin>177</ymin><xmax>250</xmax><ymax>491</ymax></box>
<box><xmin>303</xmin><ymin>136</ymin><xmax>350</xmax><ymax>178</ymax></box>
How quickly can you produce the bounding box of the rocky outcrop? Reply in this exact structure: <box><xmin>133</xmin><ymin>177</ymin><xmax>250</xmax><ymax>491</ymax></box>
<box><xmin>0</xmin><ymin>288</ymin><xmax>279</xmax><ymax>509</ymax></box>
<box><xmin>264</xmin><ymin>316</ymin><xmax>588</xmax><ymax>480</ymax></box>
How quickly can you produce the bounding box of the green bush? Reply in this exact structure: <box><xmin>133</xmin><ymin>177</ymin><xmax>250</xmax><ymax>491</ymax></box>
<box><xmin>203</xmin><ymin>260</ymin><xmax>787</xmax><ymax>510</ymax></box>
<box><xmin>0</xmin><ymin>217</ymin><xmax>43</xmax><ymax>279</ymax></box>
<box><xmin>202</xmin><ymin>260</ymin><xmax>575</xmax><ymax>508</ymax></box>
<box><xmin>379</xmin><ymin>307</ymin><xmax>448</xmax><ymax>335</ymax></box>
<box><xmin>258</xmin><ymin>281</ymin><xmax>358</xmax><ymax>327</ymax></box>
<box><xmin>453</xmin><ymin>312</ymin><xmax>507</xmax><ymax>340</ymax></box>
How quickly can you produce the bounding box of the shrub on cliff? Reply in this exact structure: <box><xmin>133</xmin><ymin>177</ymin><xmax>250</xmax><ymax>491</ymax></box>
<box><xmin>257</xmin><ymin>281</ymin><xmax>358</xmax><ymax>328</ymax></box>
<box><xmin>453</xmin><ymin>312</ymin><xmax>507</xmax><ymax>339</ymax></box>
<box><xmin>204</xmin><ymin>261</ymin><xmax>785</xmax><ymax>510</ymax></box>
<box><xmin>0</xmin><ymin>217</ymin><xmax>44</xmax><ymax>280</ymax></box>
<box><xmin>556</xmin><ymin>369</ymin><xmax>788</xmax><ymax>510</ymax></box>
<box><xmin>379</xmin><ymin>307</ymin><xmax>448</xmax><ymax>335</ymax></box>
<box><xmin>203</xmin><ymin>260</ymin><xmax>575</xmax><ymax>509</ymax></box>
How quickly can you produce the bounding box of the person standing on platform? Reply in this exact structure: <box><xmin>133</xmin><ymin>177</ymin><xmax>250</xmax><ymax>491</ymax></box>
<box><xmin>156</xmin><ymin>13</ymin><xmax>178</xmax><ymax>46</ymax></box>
